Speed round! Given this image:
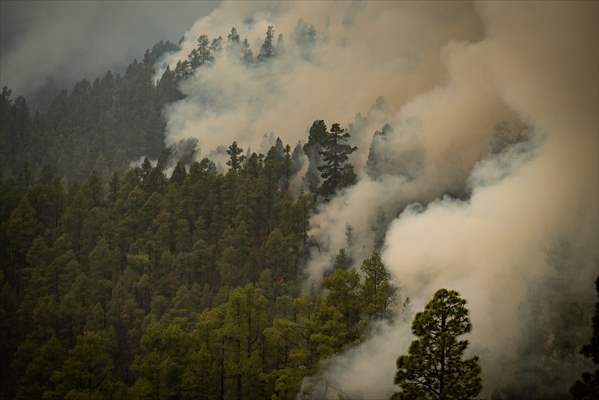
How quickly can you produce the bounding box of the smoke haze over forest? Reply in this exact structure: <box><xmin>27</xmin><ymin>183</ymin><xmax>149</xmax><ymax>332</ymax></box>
<box><xmin>161</xmin><ymin>1</ymin><xmax>599</xmax><ymax>397</ymax></box>
<box><xmin>0</xmin><ymin>0</ymin><xmax>218</xmax><ymax>97</ymax></box>
<box><xmin>0</xmin><ymin>1</ymin><xmax>597</xmax><ymax>399</ymax></box>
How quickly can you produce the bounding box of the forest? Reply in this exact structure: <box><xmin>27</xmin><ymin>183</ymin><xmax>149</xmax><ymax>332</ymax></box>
<box><xmin>1</xmin><ymin>1</ymin><xmax>598</xmax><ymax>400</ymax></box>
<box><xmin>0</xmin><ymin>27</ymin><xmax>406</xmax><ymax>400</ymax></box>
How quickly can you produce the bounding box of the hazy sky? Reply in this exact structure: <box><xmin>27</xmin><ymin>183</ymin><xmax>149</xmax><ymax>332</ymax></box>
<box><xmin>0</xmin><ymin>0</ymin><xmax>219</xmax><ymax>96</ymax></box>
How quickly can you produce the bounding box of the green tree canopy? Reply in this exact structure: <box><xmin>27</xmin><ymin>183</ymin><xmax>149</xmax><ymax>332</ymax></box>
<box><xmin>360</xmin><ymin>251</ymin><xmax>396</xmax><ymax>320</ymax></box>
<box><xmin>317</xmin><ymin>123</ymin><xmax>357</xmax><ymax>200</ymax></box>
<box><xmin>226</xmin><ymin>141</ymin><xmax>244</xmax><ymax>173</ymax></box>
<box><xmin>54</xmin><ymin>331</ymin><xmax>115</xmax><ymax>400</ymax></box>
<box><xmin>391</xmin><ymin>289</ymin><xmax>481</xmax><ymax>400</ymax></box>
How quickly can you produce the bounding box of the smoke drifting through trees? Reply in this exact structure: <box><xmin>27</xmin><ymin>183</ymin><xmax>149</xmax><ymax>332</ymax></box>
<box><xmin>161</xmin><ymin>1</ymin><xmax>598</xmax><ymax>398</ymax></box>
<box><xmin>0</xmin><ymin>0</ymin><xmax>218</xmax><ymax>99</ymax></box>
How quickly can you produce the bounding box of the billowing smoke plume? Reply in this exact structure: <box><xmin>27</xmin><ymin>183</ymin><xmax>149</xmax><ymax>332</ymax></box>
<box><xmin>161</xmin><ymin>1</ymin><xmax>484</xmax><ymax>157</ymax></box>
<box><xmin>161</xmin><ymin>1</ymin><xmax>598</xmax><ymax>398</ymax></box>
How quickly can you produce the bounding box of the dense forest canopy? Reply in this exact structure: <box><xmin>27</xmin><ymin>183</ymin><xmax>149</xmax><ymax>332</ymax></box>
<box><xmin>1</xmin><ymin>28</ymin><xmax>403</xmax><ymax>399</ymax></box>
<box><xmin>0</xmin><ymin>126</ymin><xmax>398</xmax><ymax>399</ymax></box>
<box><xmin>1</xmin><ymin>1</ymin><xmax>598</xmax><ymax>400</ymax></box>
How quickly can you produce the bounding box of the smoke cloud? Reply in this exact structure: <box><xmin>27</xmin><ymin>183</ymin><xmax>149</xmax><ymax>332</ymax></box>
<box><xmin>162</xmin><ymin>1</ymin><xmax>483</xmax><ymax>157</ymax></box>
<box><xmin>161</xmin><ymin>1</ymin><xmax>598</xmax><ymax>398</ymax></box>
<box><xmin>304</xmin><ymin>2</ymin><xmax>599</xmax><ymax>398</ymax></box>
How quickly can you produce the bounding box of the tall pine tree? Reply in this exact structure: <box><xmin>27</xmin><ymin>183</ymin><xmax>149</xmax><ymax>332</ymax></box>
<box><xmin>391</xmin><ymin>289</ymin><xmax>481</xmax><ymax>400</ymax></box>
<box><xmin>317</xmin><ymin>123</ymin><xmax>357</xmax><ymax>200</ymax></box>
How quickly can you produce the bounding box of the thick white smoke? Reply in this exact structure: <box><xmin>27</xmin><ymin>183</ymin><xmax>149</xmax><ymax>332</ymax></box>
<box><xmin>304</xmin><ymin>1</ymin><xmax>599</xmax><ymax>398</ymax></box>
<box><xmin>161</xmin><ymin>1</ymin><xmax>483</xmax><ymax>158</ymax></box>
<box><xmin>160</xmin><ymin>1</ymin><xmax>598</xmax><ymax>398</ymax></box>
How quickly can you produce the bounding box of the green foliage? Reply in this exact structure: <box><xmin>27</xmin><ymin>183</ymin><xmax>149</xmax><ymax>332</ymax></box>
<box><xmin>317</xmin><ymin>123</ymin><xmax>357</xmax><ymax>200</ymax></box>
<box><xmin>7</xmin><ymin>195</ymin><xmax>39</xmax><ymax>259</ymax></box>
<box><xmin>53</xmin><ymin>331</ymin><xmax>115</xmax><ymax>400</ymax></box>
<box><xmin>391</xmin><ymin>289</ymin><xmax>482</xmax><ymax>400</ymax></box>
<box><xmin>0</xmin><ymin>126</ymin><xmax>374</xmax><ymax>400</ymax></box>
<box><xmin>360</xmin><ymin>251</ymin><xmax>396</xmax><ymax>320</ymax></box>
<box><xmin>15</xmin><ymin>335</ymin><xmax>65</xmax><ymax>400</ymax></box>
<box><xmin>303</xmin><ymin>120</ymin><xmax>329</xmax><ymax>194</ymax></box>
<box><xmin>226</xmin><ymin>141</ymin><xmax>244</xmax><ymax>173</ymax></box>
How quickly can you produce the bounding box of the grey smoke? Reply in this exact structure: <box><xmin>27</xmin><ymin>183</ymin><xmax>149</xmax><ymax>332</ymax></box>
<box><xmin>0</xmin><ymin>0</ymin><xmax>219</xmax><ymax>97</ymax></box>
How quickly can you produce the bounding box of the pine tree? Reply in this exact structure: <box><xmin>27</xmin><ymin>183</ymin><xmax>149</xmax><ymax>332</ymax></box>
<box><xmin>81</xmin><ymin>170</ymin><xmax>104</xmax><ymax>208</ymax></box>
<box><xmin>189</xmin><ymin>35</ymin><xmax>214</xmax><ymax>70</ymax></box>
<box><xmin>317</xmin><ymin>123</ymin><xmax>357</xmax><ymax>200</ymax></box>
<box><xmin>211</xmin><ymin>36</ymin><xmax>223</xmax><ymax>54</ymax></box>
<box><xmin>360</xmin><ymin>251</ymin><xmax>396</xmax><ymax>320</ymax></box>
<box><xmin>303</xmin><ymin>120</ymin><xmax>328</xmax><ymax>194</ymax></box>
<box><xmin>174</xmin><ymin>59</ymin><xmax>193</xmax><ymax>81</ymax></box>
<box><xmin>16</xmin><ymin>335</ymin><xmax>65</xmax><ymax>400</ymax></box>
<box><xmin>7</xmin><ymin>195</ymin><xmax>39</xmax><ymax>263</ymax></box>
<box><xmin>263</xmin><ymin>228</ymin><xmax>290</xmax><ymax>282</ymax></box>
<box><xmin>53</xmin><ymin>331</ymin><xmax>115</xmax><ymax>399</ymax></box>
<box><xmin>322</xmin><ymin>268</ymin><xmax>363</xmax><ymax>343</ymax></box>
<box><xmin>221</xmin><ymin>284</ymin><xmax>269</xmax><ymax>400</ymax></box>
<box><xmin>170</xmin><ymin>161</ymin><xmax>187</xmax><ymax>185</ymax></box>
<box><xmin>226</xmin><ymin>141</ymin><xmax>244</xmax><ymax>173</ymax></box>
<box><xmin>158</xmin><ymin>65</ymin><xmax>183</xmax><ymax>103</ymax></box>
<box><xmin>258</xmin><ymin>26</ymin><xmax>276</xmax><ymax>62</ymax></box>
<box><xmin>130</xmin><ymin>323</ymin><xmax>191</xmax><ymax>400</ymax></box>
<box><xmin>89</xmin><ymin>238</ymin><xmax>116</xmax><ymax>282</ymax></box>
<box><xmin>391</xmin><ymin>289</ymin><xmax>481</xmax><ymax>400</ymax></box>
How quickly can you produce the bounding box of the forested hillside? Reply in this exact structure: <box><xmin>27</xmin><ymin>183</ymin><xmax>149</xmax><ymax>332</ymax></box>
<box><xmin>1</xmin><ymin>2</ymin><xmax>598</xmax><ymax>400</ymax></box>
<box><xmin>0</xmin><ymin>40</ymin><xmax>179</xmax><ymax>181</ymax></box>
<box><xmin>0</xmin><ymin>26</ymin><xmax>399</xmax><ymax>399</ymax></box>
<box><xmin>0</xmin><ymin>133</ymin><xmax>399</xmax><ymax>400</ymax></box>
